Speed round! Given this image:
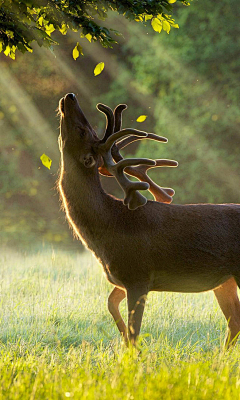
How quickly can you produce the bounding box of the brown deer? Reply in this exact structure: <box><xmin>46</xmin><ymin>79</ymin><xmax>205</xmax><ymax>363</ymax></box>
<box><xmin>57</xmin><ymin>93</ymin><xmax>240</xmax><ymax>348</ymax></box>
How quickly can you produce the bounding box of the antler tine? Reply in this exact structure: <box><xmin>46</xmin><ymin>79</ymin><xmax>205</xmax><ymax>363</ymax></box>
<box><xmin>123</xmin><ymin>159</ymin><xmax>178</xmax><ymax>203</ymax></box>
<box><xmin>116</xmin><ymin>133</ymin><xmax>168</xmax><ymax>150</ymax></box>
<box><xmin>97</xmin><ymin>103</ymin><xmax>114</xmax><ymax>142</ymax></box>
<box><xmin>97</xmin><ymin>128</ymin><xmax>157</xmax><ymax>209</ymax></box>
<box><xmin>99</xmin><ymin>129</ymin><xmax>148</xmax><ymax>153</ymax></box>
<box><xmin>104</xmin><ymin>148</ymin><xmax>156</xmax><ymax>210</ymax></box>
<box><xmin>114</xmin><ymin>104</ymin><xmax>127</xmax><ymax>132</ymax></box>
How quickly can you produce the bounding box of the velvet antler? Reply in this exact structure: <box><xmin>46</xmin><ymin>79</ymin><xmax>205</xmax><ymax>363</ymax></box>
<box><xmin>96</xmin><ymin>103</ymin><xmax>178</xmax><ymax>209</ymax></box>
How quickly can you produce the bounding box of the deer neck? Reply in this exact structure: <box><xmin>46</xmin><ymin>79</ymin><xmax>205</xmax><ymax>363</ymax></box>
<box><xmin>58</xmin><ymin>152</ymin><xmax>113</xmax><ymax>251</ymax></box>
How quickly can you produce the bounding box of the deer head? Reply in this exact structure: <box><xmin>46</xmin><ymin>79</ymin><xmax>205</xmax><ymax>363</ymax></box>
<box><xmin>58</xmin><ymin>93</ymin><xmax>178</xmax><ymax>210</ymax></box>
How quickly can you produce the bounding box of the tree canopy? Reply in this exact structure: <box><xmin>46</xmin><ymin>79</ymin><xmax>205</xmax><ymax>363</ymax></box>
<box><xmin>0</xmin><ymin>0</ymin><xmax>189</xmax><ymax>59</ymax></box>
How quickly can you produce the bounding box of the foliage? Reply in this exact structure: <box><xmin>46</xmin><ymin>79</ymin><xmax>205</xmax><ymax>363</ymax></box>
<box><xmin>1</xmin><ymin>249</ymin><xmax>240</xmax><ymax>399</ymax></box>
<box><xmin>98</xmin><ymin>0</ymin><xmax>240</xmax><ymax>204</ymax></box>
<box><xmin>0</xmin><ymin>0</ymin><xmax>189</xmax><ymax>58</ymax></box>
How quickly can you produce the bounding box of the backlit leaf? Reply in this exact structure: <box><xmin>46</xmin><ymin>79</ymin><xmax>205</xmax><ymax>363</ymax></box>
<box><xmin>94</xmin><ymin>62</ymin><xmax>105</xmax><ymax>76</ymax></box>
<box><xmin>4</xmin><ymin>45</ymin><xmax>11</xmax><ymax>56</ymax></box>
<box><xmin>59</xmin><ymin>23</ymin><xmax>68</xmax><ymax>35</ymax></box>
<box><xmin>163</xmin><ymin>20</ymin><xmax>171</xmax><ymax>34</ymax></box>
<box><xmin>45</xmin><ymin>24</ymin><xmax>55</xmax><ymax>36</ymax></box>
<box><xmin>40</xmin><ymin>154</ymin><xmax>52</xmax><ymax>169</ymax></box>
<box><xmin>145</xmin><ymin>14</ymin><xmax>153</xmax><ymax>21</ymax></box>
<box><xmin>151</xmin><ymin>18</ymin><xmax>162</xmax><ymax>33</ymax></box>
<box><xmin>38</xmin><ymin>16</ymin><xmax>44</xmax><ymax>26</ymax></box>
<box><xmin>85</xmin><ymin>33</ymin><xmax>92</xmax><ymax>42</ymax></box>
<box><xmin>136</xmin><ymin>115</ymin><xmax>147</xmax><ymax>122</ymax></box>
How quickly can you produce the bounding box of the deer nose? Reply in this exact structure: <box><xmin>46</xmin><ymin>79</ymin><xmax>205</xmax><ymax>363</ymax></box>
<box><xmin>66</xmin><ymin>93</ymin><xmax>75</xmax><ymax>101</ymax></box>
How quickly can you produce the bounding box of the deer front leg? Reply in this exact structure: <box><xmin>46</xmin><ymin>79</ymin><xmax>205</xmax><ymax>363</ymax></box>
<box><xmin>108</xmin><ymin>286</ymin><xmax>127</xmax><ymax>342</ymax></box>
<box><xmin>127</xmin><ymin>286</ymin><xmax>148</xmax><ymax>345</ymax></box>
<box><xmin>214</xmin><ymin>277</ymin><xmax>240</xmax><ymax>348</ymax></box>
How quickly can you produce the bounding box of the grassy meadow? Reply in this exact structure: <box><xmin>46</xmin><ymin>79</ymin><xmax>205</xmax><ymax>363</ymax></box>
<box><xmin>1</xmin><ymin>247</ymin><xmax>240</xmax><ymax>399</ymax></box>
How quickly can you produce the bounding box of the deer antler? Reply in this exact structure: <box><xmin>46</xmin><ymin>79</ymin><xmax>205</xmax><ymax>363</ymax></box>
<box><xmin>97</xmin><ymin>103</ymin><xmax>114</xmax><ymax>142</ymax></box>
<box><xmin>96</xmin><ymin>103</ymin><xmax>178</xmax><ymax>209</ymax></box>
<box><xmin>98</xmin><ymin>129</ymin><xmax>156</xmax><ymax>210</ymax></box>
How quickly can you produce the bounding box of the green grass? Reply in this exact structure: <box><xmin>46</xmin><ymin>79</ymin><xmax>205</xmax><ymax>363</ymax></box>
<box><xmin>1</xmin><ymin>248</ymin><xmax>240</xmax><ymax>399</ymax></box>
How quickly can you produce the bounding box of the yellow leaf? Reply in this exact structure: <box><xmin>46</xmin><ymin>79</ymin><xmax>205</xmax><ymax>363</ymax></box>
<box><xmin>94</xmin><ymin>62</ymin><xmax>105</xmax><ymax>76</ymax></box>
<box><xmin>40</xmin><ymin>154</ymin><xmax>52</xmax><ymax>169</ymax></box>
<box><xmin>163</xmin><ymin>20</ymin><xmax>171</xmax><ymax>34</ymax></box>
<box><xmin>151</xmin><ymin>18</ymin><xmax>162</xmax><ymax>33</ymax></box>
<box><xmin>72</xmin><ymin>42</ymin><xmax>83</xmax><ymax>60</ymax></box>
<box><xmin>59</xmin><ymin>23</ymin><xmax>68</xmax><ymax>35</ymax></box>
<box><xmin>145</xmin><ymin>14</ymin><xmax>153</xmax><ymax>21</ymax></box>
<box><xmin>171</xmin><ymin>23</ymin><xmax>179</xmax><ymax>28</ymax></box>
<box><xmin>38</xmin><ymin>16</ymin><xmax>44</xmax><ymax>26</ymax></box>
<box><xmin>45</xmin><ymin>24</ymin><xmax>55</xmax><ymax>36</ymax></box>
<box><xmin>85</xmin><ymin>33</ymin><xmax>92</xmax><ymax>42</ymax></box>
<box><xmin>136</xmin><ymin>115</ymin><xmax>147</xmax><ymax>122</ymax></box>
<box><xmin>4</xmin><ymin>45</ymin><xmax>11</xmax><ymax>56</ymax></box>
<box><xmin>168</xmin><ymin>0</ymin><xmax>177</xmax><ymax>3</ymax></box>
<box><xmin>0</xmin><ymin>42</ymin><xmax>2</xmax><ymax>52</ymax></box>
<box><xmin>135</xmin><ymin>14</ymin><xmax>143</xmax><ymax>22</ymax></box>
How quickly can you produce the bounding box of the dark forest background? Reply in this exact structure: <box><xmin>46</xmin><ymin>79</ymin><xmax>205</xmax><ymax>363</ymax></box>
<box><xmin>1</xmin><ymin>0</ymin><xmax>239</xmax><ymax>250</ymax></box>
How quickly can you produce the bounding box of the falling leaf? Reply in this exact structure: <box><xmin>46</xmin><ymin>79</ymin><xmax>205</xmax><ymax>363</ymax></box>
<box><xmin>163</xmin><ymin>20</ymin><xmax>171</xmax><ymax>34</ymax></box>
<box><xmin>72</xmin><ymin>42</ymin><xmax>83</xmax><ymax>60</ymax></box>
<box><xmin>136</xmin><ymin>115</ymin><xmax>147</xmax><ymax>122</ymax></box>
<box><xmin>40</xmin><ymin>154</ymin><xmax>52</xmax><ymax>169</ymax></box>
<box><xmin>94</xmin><ymin>62</ymin><xmax>105</xmax><ymax>76</ymax></box>
<box><xmin>151</xmin><ymin>18</ymin><xmax>162</xmax><ymax>33</ymax></box>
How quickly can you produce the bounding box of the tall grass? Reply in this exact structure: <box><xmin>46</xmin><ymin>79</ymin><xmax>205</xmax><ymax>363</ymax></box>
<box><xmin>0</xmin><ymin>248</ymin><xmax>240</xmax><ymax>399</ymax></box>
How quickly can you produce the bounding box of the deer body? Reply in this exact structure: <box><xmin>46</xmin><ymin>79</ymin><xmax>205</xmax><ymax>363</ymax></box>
<box><xmin>58</xmin><ymin>93</ymin><xmax>240</xmax><ymax>347</ymax></box>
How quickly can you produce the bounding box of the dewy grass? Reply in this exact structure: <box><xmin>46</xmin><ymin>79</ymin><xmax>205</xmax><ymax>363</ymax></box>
<box><xmin>0</xmin><ymin>248</ymin><xmax>240</xmax><ymax>399</ymax></box>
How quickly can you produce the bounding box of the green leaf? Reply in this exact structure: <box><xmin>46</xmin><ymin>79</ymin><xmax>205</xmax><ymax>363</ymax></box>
<box><xmin>94</xmin><ymin>62</ymin><xmax>105</xmax><ymax>76</ymax></box>
<box><xmin>40</xmin><ymin>154</ymin><xmax>52</xmax><ymax>169</ymax></box>
<box><xmin>151</xmin><ymin>18</ymin><xmax>162</xmax><ymax>33</ymax></box>
<box><xmin>136</xmin><ymin>115</ymin><xmax>147</xmax><ymax>122</ymax></box>
<box><xmin>72</xmin><ymin>42</ymin><xmax>83</xmax><ymax>60</ymax></box>
<box><xmin>162</xmin><ymin>20</ymin><xmax>171</xmax><ymax>34</ymax></box>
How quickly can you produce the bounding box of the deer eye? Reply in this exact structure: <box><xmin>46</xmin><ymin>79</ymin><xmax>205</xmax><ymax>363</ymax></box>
<box><xmin>75</xmin><ymin>126</ymin><xmax>85</xmax><ymax>138</ymax></box>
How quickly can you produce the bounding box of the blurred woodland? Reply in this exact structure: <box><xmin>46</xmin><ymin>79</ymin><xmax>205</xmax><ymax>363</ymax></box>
<box><xmin>0</xmin><ymin>0</ymin><xmax>239</xmax><ymax>250</ymax></box>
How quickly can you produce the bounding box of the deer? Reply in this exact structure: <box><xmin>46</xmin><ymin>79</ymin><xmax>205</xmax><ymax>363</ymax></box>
<box><xmin>57</xmin><ymin>92</ymin><xmax>240</xmax><ymax>348</ymax></box>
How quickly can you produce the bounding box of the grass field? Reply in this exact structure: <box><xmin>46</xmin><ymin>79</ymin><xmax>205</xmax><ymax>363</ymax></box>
<box><xmin>1</xmin><ymin>247</ymin><xmax>240</xmax><ymax>399</ymax></box>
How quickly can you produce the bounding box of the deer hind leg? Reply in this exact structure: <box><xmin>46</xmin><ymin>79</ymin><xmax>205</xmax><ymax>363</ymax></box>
<box><xmin>214</xmin><ymin>277</ymin><xmax>240</xmax><ymax>348</ymax></box>
<box><xmin>108</xmin><ymin>286</ymin><xmax>127</xmax><ymax>343</ymax></box>
<box><xmin>127</xmin><ymin>286</ymin><xmax>148</xmax><ymax>346</ymax></box>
